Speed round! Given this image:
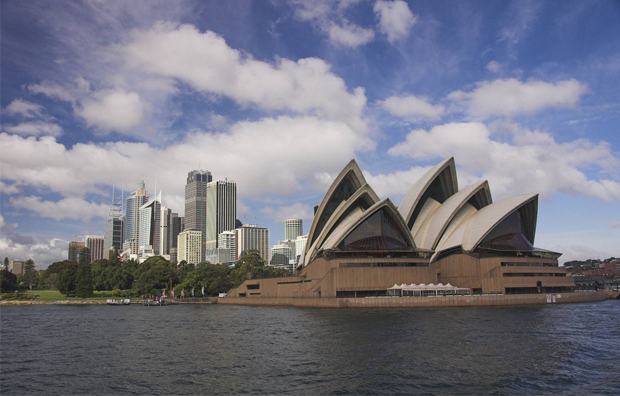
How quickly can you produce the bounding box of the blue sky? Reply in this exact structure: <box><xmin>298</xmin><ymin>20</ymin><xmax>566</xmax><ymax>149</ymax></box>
<box><xmin>1</xmin><ymin>0</ymin><xmax>619</xmax><ymax>268</ymax></box>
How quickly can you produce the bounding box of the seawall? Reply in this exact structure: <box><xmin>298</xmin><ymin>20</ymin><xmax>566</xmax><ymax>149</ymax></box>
<box><xmin>218</xmin><ymin>291</ymin><xmax>609</xmax><ymax>308</ymax></box>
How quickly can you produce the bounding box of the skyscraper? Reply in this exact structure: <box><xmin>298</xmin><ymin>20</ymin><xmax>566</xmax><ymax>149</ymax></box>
<box><xmin>103</xmin><ymin>185</ymin><xmax>124</xmax><ymax>259</ymax></box>
<box><xmin>285</xmin><ymin>219</ymin><xmax>303</xmax><ymax>241</ymax></box>
<box><xmin>185</xmin><ymin>170</ymin><xmax>212</xmax><ymax>261</ymax></box>
<box><xmin>178</xmin><ymin>230</ymin><xmax>202</xmax><ymax>265</ymax></box>
<box><xmin>206</xmin><ymin>180</ymin><xmax>236</xmax><ymax>250</ymax></box>
<box><xmin>169</xmin><ymin>215</ymin><xmax>184</xmax><ymax>262</ymax></box>
<box><xmin>139</xmin><ymin>192</ymin><xmax>161</xmax><ymax>255</ymax></box>
<box><xmin>85</xmin><ymin>235</ymin><xmax>104</xmax><ymax>262</ymax></box>
<box><xmin>68</xmin><ymin>241</ymin><xmax>85</xmax><ymax>262</ymax></box>
<box><xmin>160</xmin><ymin>206</ymin><xmax>172</xmax><ymax>257</ymax></box>
<box><xmin>125</xmin><ymin>180</ymin><xmax>148</xmax><ymax>253</ymax></box>
<box><xmin>235</xmin><ymin>224</ymin><xmax>270</xmax><ymax>263</ymax></box>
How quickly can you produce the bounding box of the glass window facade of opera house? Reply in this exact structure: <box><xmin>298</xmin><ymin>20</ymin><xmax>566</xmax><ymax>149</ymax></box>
<box><xmin>227</xmin><ymin>158</ymin><xmax>575</xmax><ymax>300</ymax></box>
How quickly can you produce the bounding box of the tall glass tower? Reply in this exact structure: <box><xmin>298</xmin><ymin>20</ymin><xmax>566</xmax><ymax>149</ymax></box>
<box><xmin>206</xmin><ymin>180</ymin><xmax>236</xmax><ymax>250</ymax></box>
<box><xmin>185</xmin><ymin>170</ymin><xmax>212</xmax><ymax>261</ymax></box>
<box><xmin>124</xmin><ymin>180</ymin><xmax>148</xmax><ymax>253</ymax></box>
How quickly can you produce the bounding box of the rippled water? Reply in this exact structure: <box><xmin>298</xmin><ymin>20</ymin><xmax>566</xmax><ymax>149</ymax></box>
<box><xmin>1</xmin><ymin>301</ymin><xmax>619</xmax><ymax>395</ymax></box>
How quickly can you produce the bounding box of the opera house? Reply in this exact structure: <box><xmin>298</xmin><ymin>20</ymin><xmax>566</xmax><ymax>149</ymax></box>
<box><xmin>223</xmin><ymin>158</ymin><xmax>609</xmax><ymax>307</ymax></box>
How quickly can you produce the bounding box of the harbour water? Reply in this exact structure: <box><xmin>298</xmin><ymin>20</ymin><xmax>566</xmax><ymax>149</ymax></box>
<box><xmin>1</xmin><ymin>301</ymin><xmax>619</xmax><ymax>395</ymax></box>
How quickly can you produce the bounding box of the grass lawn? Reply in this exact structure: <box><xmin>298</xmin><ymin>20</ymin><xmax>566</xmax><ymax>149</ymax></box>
<box><xmin>23</xmin><ymin>290</ymin><xmax>120</xmax><ymax>301</ymax></box>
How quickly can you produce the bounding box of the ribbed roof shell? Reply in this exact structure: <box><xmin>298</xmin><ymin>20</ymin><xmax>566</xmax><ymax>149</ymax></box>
<box><xmin>305</xmin><ymin>160</ymin><xmax>366</xmax><ymax>256</ymax></box>
<box><xmin>320</xmin><ymin>199</ymin><xmax>416</xmax><ymax>251</ymax></box>
<box><xmin>416</xmin><ymin>181</ymin><xmax>492</xmax><ymax>250</ymax></box>
<box><xmin>398</xmin><ymin>157</ymin><xmax>458</xmax><ymax>231</ymax></box>
<box><xmin>304</xmin><ymin>184</ymin><xmax>380</xmax><ymax>266</ymax></box>
<box><xmin>462</xmin><ymin>194</ymin><xmax>538</xmax><ymax>252</ymax></box>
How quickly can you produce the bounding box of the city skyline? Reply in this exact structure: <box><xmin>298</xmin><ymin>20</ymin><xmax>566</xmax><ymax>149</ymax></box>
<box><xmin>1</xmin><ymin>0</ymin><xmax>619</xmax><ymax>268</ymax></box>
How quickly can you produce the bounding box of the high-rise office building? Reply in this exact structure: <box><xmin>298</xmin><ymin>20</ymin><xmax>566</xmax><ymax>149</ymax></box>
<box><xmin>235</xmin><ymin>224</ymin><xmax>270</xmax><ymax>263</ymax></box>
<box><xmin>185</xmin><ymin>170</ymin><xmax>212</xmax><ymax>261</ymax></box>
<box><xmin>84</xmin><ymin>235</ymin><xmax>104</xmax><ymax>262</ymax></box>
<box><xmin>206</xmin><ymin>180</ymin><xmax>236</xmax><ymax>250</ymax></box>
<box><xmin>139</xmin><ymin>192</ymin><xmax>161</xmax><ymax>255</ymax></box>
<box><xmin>9</xmin><ymin>260</ymin><xmax>25</xmax><ymax>276</ymax></box>
<box><xmin>271</xmin><ymin>244</ymin><xmax>293</xmax><ymax>272</ymax></box>
<box><xmin>285</xmin><ymin>219</ymin><xmax>303</xmax><ymax>241</ymax></box>
<box><xmin>103</xmin><ymin>185</ymin><xmax>124</xmax><ymax>259</ymax></box>
<box><xmin>160</xmin><ymin>206</ymin><xmax>172</xmax><ymax>256</ymax></box>
<box><xmin>178</xmin><ymin>230</ymin><xmax>202</xmax><ymax>265</ymax></box>
<box><xmin>169</xmin><ymin>215</ymin><xmax>184</xmax><ymax>262</ymax></box>
<box><xmin>125</xmin><ymin>180</ymin><xmax>148</xmax><ymax>253</ymax></box>
<box><xmin>295</xmin><ymin>235</ymin><xmax>308</xmax><ymax>265</ymax></box>
<box><xmin>68</xmin><ymin>241</ymin><xmax>85</xmax><ymax>262</ymax></box>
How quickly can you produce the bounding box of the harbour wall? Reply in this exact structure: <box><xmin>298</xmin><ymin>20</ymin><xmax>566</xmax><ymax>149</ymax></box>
<box><xmin>218</xmin><ymin>291</ymin><xmax>609</xmax><ymax>308</ymax></box>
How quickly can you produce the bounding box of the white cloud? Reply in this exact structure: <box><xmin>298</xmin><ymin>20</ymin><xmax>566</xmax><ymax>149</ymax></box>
<box><xmin>388</xmin><ymin>122</ymin><xmax>620</xmax><ymax>201</ymax></box>
<box><xmin>486</xmin><ymin>61</ymin><xmax>502</xmax><ymax>74</ymax></box>
<box><xmin>0</xmin><ymin>214</ymin><xmax>68</xmax><ymax>269</ymax></box>
<box><xmin>76</xmin><ymin>89</ymin><xmax>148</xmax><ymax>132</ymax></box>
<box><xmin>374</xmin><ymin>0</ymin><xmax>417</xmax><ymax>43</ymax></box>
<box><xmin>292</xmin><ymin>0</ymin><xmax>374</xmax><ymax>48</ymax></box>
<box><xmin>261</xmin><ymin>203</ymin><xmax>315</xmax><ymax>224</ymax></box>
<box><xmin>3</xmin><ymin>121</ymin><xmax>63</xmax><ymax>137</ymax></box>
<box><xmin>9</xmin><ymin>196</ymin><xmax>109</xmax><ymax>221</ymax></box>
<box><xmin>363</xmin><ymin>166</ymin><xmax>432</xmax><ymax>200</ymax></box>
<box><xmin>27</xmin><ymin>81</ymin><xmax>75</xmax><ymax>103</ymax></box>
<box><xmin>447</xmin><ymin>78</ymin><xmax>589</xmax><ymax>118</ymax></box>
<box><xmin>327</xmin><ymin>22</ymin><xmax>374</xmax><ymax>47</ymax></box>
<box><xmin>0</xmin><ymin>114</ymin><xmax>372</xmax><ymax>216</ymax></box>
<box><xmin>4</xmin><ymin>99</ymin><xmax>44</xmax><ymax>118</ymax></box>
<box><xmin>380</xmin><ymin>94</ymin><xmax>445</xmax><ymax>119</ymax></box>
<box><xmin>120</xmin><ymin>23</ymin><xmax>368</xmax><ymax>132</ymax></box>
<box><xmin>0</xmin><ymin>181</ymin><xmax>21</xmax><ymax>195</ymax></box>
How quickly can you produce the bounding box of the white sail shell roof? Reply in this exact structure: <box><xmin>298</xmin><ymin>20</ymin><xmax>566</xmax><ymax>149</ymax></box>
<box><xmin>305</xmin><ymin>160</ymin><xmax>366</xmax><ymax>256</ymax></box>
<box><xmin>416</xmin><ymin>181</ymin><xmax>491</xmax><ymax>250</ymax></box>
<box><xmin>398</xmin><ymin>157</ymin><xmax>458</xmax><ymax>229</ymax></box>
<box><xmin>462</xmin><ymin>194</ymin><xmax>538</xmax><ymax>252</ymax></box>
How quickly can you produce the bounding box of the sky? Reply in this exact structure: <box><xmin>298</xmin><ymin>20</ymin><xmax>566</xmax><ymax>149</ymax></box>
<box><xmin>1</xmin><ymin>0</ymin><xmax>619</xmax><ymax>269</ymax></box>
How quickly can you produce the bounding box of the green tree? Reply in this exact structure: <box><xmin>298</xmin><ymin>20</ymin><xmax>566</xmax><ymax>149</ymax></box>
<box><xmin>57</xmin><ymin>262</ymin><xmax>79</xmax><ymax>296</ymax></box>
<box><xmin>133</xmin><ymin>257</ymin><xmax>178</xmax><ymax>296</ymax></box>
<box><xmin>78</xmin><ymin>247</ymin><xmax>91</xmax><ymax>266</ymax></box>
<box><xmin>74</xmin><ymin>262</ymin><xmax>94</xmax><ymax>297</ymax></box>
<box><xmin>230</xmin><ymin>250</ymin><xmax>288</xmax><ymax>288</ymax></box>
<box><xmin>3</xmin><ymin>257</ymin><xmax>8</xmax><ymax>270</ymax></box>
<box><xmin>22</xmin><ymin>259</ymin><xmax>37</xmax><ymax>291</ymax></box>
<box><xmin>0</xmin><ymin>268</ymin><xmax>18</xmax><ymax>293</ymax></box>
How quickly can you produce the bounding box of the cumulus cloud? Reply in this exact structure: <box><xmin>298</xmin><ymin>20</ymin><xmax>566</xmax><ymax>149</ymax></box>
<box><xmin>0</xmin><ymin>214</ymin><xmax>68</xmax><ymax>269</ymax></box>
<box><xmin>2</xmin><ymin>121</ymin><xmax>63</xmax><ymax>137</ymax></box>
<box><xmin>9</xmin><ymin>196</ymin><xmax>110</xmax><ymax>221</ymax></box>
<box><xmin>76</xmin><ymin>89</ymin><xmax>148</xmax><ymax>132</ymax></box>
<box><xmin>119</xmin><ymin>23</ymin><xmax>368</xmax><ymax>132</ymax></box>
<box><xmin>0</xmin><ymin>114</ymin><xmax>372</xmax><ymax>217</ymax></box>
<box><xmin>388</xmin><ymin>122</ymin><xmax>620</xmax><ymax>201</ymax></box>
<box><xmin>0</xmin><ymin>181</ymin><xmax>21</xmax><ymax>195</ymax></box>
<box><xmin>447</xmin><ymin>78</ymin><xmax>589</xmax><ymax>118</ymax></box>
<box><xmin>363</xmin><ymin>166</ymin><xmax>432</xmax><ymax>201</ymax></box>
<box><xmin>4</xmin><ymin>99</ymin><xmax>44</xmax><ymax>118</ymax></box>
<box><xmin>374</xmin><ymin>0</ymin><xmax>417</xmax><ymax>43</ymax></box>
<box><xmin>291</xmin><ymin>0</ymin><xmax>375</xmax><ymax>47</ymax></box>
<box><xmin>327</xmin><ymin>22</ymin><xmax>375</xmax><ymax>47</ymax></box>
<box><xmin>27</xmin><ymin>81</ymin><xmax>75</xmax><ymax>103</ymax></box>
<box><xmin>486</xmin><ymin>61</ymin><xmax>502</xmax><ymax>74</ymax></box>
<box><xmin>261</xmin><ymin>203</ymin><xmax>315</xmax><ymax>224</ymax></box>
<box><xmin>380</xmin><ymin>94</ymin><xmax>445</xmax><ymax>119</ymax></box>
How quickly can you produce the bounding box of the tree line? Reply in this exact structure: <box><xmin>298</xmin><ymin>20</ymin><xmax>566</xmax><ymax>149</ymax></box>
<box><xmin>1</xmin><ymin>248</ymin><xmax>289</xmax><ymax>298</ymax></box>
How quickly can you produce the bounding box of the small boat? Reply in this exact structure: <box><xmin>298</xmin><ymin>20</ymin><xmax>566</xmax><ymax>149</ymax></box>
<box><xmin>107</xmin><ymin>299</ymin><xmax>131</xmax><ymax>305</ymax></box>
<box><xmin>142</xmin><ymin>298</ymin><xmax>166</xmax><ymax>306</ymax></box>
